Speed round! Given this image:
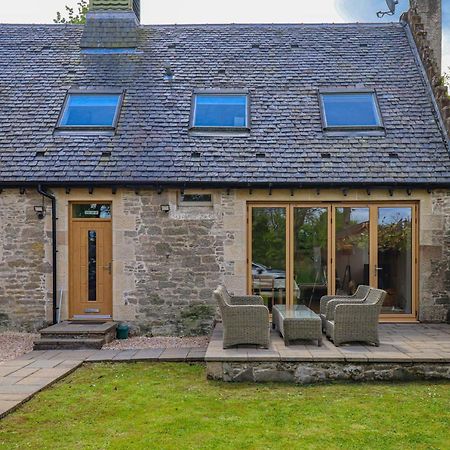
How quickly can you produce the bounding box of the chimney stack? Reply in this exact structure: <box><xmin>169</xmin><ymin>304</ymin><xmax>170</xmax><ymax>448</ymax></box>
<box><xmin>409</xmin><ymin>0</ymin><xmax>442</xmax><ymax>73</ymax></box>
<box><xmin>405</xmin><ymin>1</ymin><xmax>448</xmax><ymax>136</ymax></box>
<box><xmin>80</xmin><ymin>0</ymin><xmax>141</xmax><ymax>48</ymax></box>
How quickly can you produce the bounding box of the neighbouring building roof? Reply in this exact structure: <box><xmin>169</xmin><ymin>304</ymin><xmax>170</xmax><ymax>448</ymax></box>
<box><xmin>0</xmin><ymin>22</ymin><xmax>449</xmax><ymax>187</ymax></box>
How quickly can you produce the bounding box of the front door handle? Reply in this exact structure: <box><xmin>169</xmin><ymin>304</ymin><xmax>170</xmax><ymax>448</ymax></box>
<box><xmin>104</xmin><ymin>262</ymin><xmax>112</xmax><ymax>274</ymax></box>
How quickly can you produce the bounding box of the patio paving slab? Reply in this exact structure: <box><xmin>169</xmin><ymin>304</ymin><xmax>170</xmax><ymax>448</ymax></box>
<box><xmin>85</xmin><ymin>350</ymin><xmax>119</xmax><ymax>361</ymax></box>
<box><xmin>27</xmin><ymin>359</ymin><xmax>65</xmax><ymax>369</ymax></box>
<box><xmin>112</xmin><ymin>350</ymin><xmax>138</xmax><ymax>361</ymax></box>
<box><xmin>16</xmin><ymin>377</ymin><xmax>58</xmax><ymax>386</ymax></box>
<box><xmin>11</xmin><ymin>367</ymin><xmax>41</xmax><ymax>378</ymax></box>
<box><xmin>0</xmin><ymin>367</ymin><xmax>20</xmax><ymax>377</ymax></box>
<box><xmin>159</xmin><ymin>348</ymin><xmax>190</xmax><ymax>361</ymax></box>
<box><xmin>0</xmin><ymin>377</ymin><xmax>25</xmax><ymax>386</ymax></box>
<box><xmin>131</xmin><ymin>349</ymin><xmax>165</xmax><ymax>360</ymax></box>
<box><xmin>0</xmin><ymin>401</ymin><xmax>20</xmax><ymax>416</ymax></box>
<box><xmin>206</xmin><ymin>323</ymin><xmax>450</xmax><ymax>363</ymax></box>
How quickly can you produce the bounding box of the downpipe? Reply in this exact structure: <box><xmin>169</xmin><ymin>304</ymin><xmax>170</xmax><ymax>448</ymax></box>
<box><xmin>37</xmin><ymin>185</ymin><xmax>57</xmax><ymax>325</ymax></box>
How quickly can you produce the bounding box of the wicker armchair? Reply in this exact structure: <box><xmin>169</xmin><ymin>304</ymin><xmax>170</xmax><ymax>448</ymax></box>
<box><xmin>325</xmin><ymin>288</ymin><xmax>387</xmax><ymax>346</ymax></box>
<box><xmin>214</xmin><ymin>285</ymin><xmax>270</xmax><ymax>349</ymax></box>
<box><xmin>319</xmin><ymin>285</ymin><xmax>371</xmax><ymax>330</ymax></box>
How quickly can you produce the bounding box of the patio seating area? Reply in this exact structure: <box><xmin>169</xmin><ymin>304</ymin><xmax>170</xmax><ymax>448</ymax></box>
<box><xmin>206</xmin><ymin>322</ymin><xmax>450</xmax><ymax>363</ymax></box>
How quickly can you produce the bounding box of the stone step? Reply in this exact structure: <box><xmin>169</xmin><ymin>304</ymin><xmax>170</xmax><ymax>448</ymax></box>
<box><xmin>34</xmin><ymin>337</ymin><xmax>105</xmax><ymax>350</ymax></box>
<box><xmin>34</xmin><ymin>321</ymin><xmax>118</xmax><ymax>350</ymax></box>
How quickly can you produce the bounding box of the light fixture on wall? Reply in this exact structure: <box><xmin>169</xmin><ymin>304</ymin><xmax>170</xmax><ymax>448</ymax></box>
<box><xmin>160</xmin><ymin>204</ymin><xmax>170</xmax><ymax>213</ymax></box>
<box><xmin>34</xmin><ymin>205</ymin><xmax>46</xmax><ymax>220</ymax></box>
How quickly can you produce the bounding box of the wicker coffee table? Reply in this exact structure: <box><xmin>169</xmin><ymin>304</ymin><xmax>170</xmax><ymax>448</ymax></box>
<box><xmin>272</xmin><ymin>305</ymin><xmax>323</xmax><ymax>346</ymax></box>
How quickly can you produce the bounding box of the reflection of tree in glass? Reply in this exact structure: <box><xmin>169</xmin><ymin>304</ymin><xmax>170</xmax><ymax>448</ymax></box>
<box><xmin>335</xmin><ymin>208</ymin><xmax>369</xmax><ymax>251</ymax></box>
<box><xmin>378</xmin><ymin>213</ymin><xmax>412</xmax><ymax>252</ymax></box>
<box><xmin>252</xmin><ymin>208</ymin><xmax>286</xmax><ymax>270</ymax></box>
<box><xmin>294</xmin><ymin>208</ymin><xmax>328</xmax><ymax>284</ymax></box>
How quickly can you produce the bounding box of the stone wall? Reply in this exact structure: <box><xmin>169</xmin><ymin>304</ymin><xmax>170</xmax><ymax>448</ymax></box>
<box><xmin>0</xmin><ymin>187</ymin><xmax>449</xmax><ymax>333</ymax></box>
<box><xmin>420</xmin><ymin>190</ymin><xmax>450</xmax><ymax>322</ymax></box>
<box><xmin>120</xmin><ymin>189</ymin><xmax>234</xmax><ymax>336</ymax></box>
<box><xmin>0</xmin><ymin>190</ymin><xmax>51</xmax><ymax>331</ymax></box>
<box><xmin>207</xmin><ymin>361</ymin><xmax>450</xmax><ymax>384</ymax></box>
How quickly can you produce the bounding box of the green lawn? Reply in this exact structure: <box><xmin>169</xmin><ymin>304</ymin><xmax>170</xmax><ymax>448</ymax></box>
<box><xmin>0</xmin><ymin>363</ymin><xmax>449</xmax><ymax>450</ymax></box>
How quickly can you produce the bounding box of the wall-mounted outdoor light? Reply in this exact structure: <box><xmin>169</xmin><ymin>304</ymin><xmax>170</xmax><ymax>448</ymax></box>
<box><xmin>160</xmin><ymin>204</ymin><xmax>170</xmax><ymax>213</ymax></box>
<box><xmin>34</xmin><ymin>205</ymin><xmax>46</xmax><ymax>220</ymax></box>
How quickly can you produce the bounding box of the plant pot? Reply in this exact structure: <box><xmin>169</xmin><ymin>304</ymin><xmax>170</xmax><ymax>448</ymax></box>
<box><xmin>116</xmin><ymin>323</ymin><xmax>129</xmax><ymax>340</ymax></box>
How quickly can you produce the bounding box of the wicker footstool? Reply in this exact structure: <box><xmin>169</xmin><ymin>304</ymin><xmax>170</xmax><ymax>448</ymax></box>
<box><xmin>272</xmin><ymin>305</ymin><xmax>323</xmax><ymax>346</ymax></box>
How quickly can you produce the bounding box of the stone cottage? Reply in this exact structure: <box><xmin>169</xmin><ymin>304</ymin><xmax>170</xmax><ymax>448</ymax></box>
<box><xmin>0</xmin><ymin>0</ymin><xmax>449</xmax><ymax>336</ymax></box>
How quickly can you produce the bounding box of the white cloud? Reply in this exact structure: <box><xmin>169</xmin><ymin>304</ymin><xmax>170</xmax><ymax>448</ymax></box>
<box><xmin>0</xmin><ymin>0</ymin><xmax>344</xmax><ymax>24</ymax></box>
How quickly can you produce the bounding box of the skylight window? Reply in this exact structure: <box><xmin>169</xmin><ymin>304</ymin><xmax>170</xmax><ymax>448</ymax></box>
<box><xmin>192</xmin><ymin>93</ymin><xmax>249</xmax><ymax>129</ymax></box>
<box><xmin>58</xmin><ymin>92</ymin><xmax>123</xmax><ymax>129</ymax></box>
<box><xmin>320</xmin><ymin>91</ymin><xmax>383</xmax><ymax>130</ymax></box>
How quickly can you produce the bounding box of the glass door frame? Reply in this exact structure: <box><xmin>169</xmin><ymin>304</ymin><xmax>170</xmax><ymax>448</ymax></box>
<box><xmin>247</xmin><ymin>201</ymin><xmax>419</xmax><ymax>321</ymax></box>
<box><xmin>289</xmin><ymin>204</ymin><xmax>333</xmax><ymax>309</ymax></box>
<box><xmin>246</xmin><ymin>203</ymin><xmax>291</xmax><ymax>309</ymax></box>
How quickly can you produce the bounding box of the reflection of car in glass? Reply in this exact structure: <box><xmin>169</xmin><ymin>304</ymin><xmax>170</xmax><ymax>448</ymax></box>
<box><xmin>252</xmin><ymin>263</ymin><xmax>300</xmax><ymax>300</ymax></box>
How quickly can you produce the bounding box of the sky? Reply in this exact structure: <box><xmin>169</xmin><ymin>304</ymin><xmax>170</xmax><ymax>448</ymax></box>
<box><xmin>0</xmin><ymin>0</ymin><xmax>449</xmax><ymax>71</ymax></box>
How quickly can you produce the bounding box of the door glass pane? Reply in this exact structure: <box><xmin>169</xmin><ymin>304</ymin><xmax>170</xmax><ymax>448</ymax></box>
<box><xmin>251</xmin><ymin>207</ymin><xmax>286</xmax><ymax>312</ymax></box>
<box><xmin>335</xmin><ymin>207</ymin><xmax>370</xmax><ymax>295</ymax></box>
<box><xmin>378</xmin><ymin>208</ymin><xmax>413</xmax><ymax>314</ymax></box>
<box><xmin>88</xmin><ymin>230</ymin><xmax>97</xmax><ymax>301</ymax></box>
<box><xmin>293</xmin><ymin>208</ymin><xmax>328</xmax><ymax>311</ymax></box>
<box><xmin>73</xmin><ymin>203</ymin><xmax>111</xmax><ymax>219</ymax></box>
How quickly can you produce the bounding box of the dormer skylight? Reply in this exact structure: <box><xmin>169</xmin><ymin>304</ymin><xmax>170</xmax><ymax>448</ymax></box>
<box><xmin>319</xmin><ymin>89</ymin><xmax>383</xmax><ymax>131</ymax></box>
<box><xmin>57</xmin><ymin>91</ymin><xmax>123</xmax><ymax>130</ymax></box>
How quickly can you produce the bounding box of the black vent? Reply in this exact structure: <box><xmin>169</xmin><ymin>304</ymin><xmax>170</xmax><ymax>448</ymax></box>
<box><xmin>191</xmin><ymin>151</ymin><xmax>201</xmax><ymax>158</ymax></box>
<box><xmin>256</xmin><ymin>152</ymin><xmax>266</xmax><ymax>158</ymax></box>
<box><xmin>321</xmin><ymin>152</ymin><xmax>331</xmax><ymax>159</ymax></box>
<box><xmin>389</xmin><ymin>152</ymin><xmax>399</xmax><ymax>158</ymax></box>
<box><xmin>35</xmin><ymin>150</ymin><xmax>46</xmax><ymax>157</ymax></box>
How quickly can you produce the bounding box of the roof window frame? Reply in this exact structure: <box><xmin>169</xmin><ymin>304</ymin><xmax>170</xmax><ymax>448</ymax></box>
<box><xmin>55</xmin><ymin>88</ymin><xmax>125</xmax><ymax>132</ymax></box>
<box><xmin>318</xmin><ymin>88</ymin><xmax>385</xmax><ymax>133</ymax></box>
<box><xmin>189</xmin><ymin>89</ymin><xmax>251</xmax><ymax>133</ymax></box>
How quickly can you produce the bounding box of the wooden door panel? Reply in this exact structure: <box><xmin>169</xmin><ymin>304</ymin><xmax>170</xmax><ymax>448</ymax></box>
<box><xmin>70</xmin><ymin>219</ymin><xmax>112</xmax><ymax>318</ymax></box>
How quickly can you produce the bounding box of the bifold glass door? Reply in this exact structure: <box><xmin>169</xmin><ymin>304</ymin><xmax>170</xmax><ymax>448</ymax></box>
<box><xmin>334</xmin><ymin>207</ymin><xmax>370</xmax><ymax>295</ymax></box>
<box><xmin>376</xmin><ymin>207</ymin><xmax>413</xmax><ymax>315</ymax></box>
<box><xmin>250</xmin><ymin>206</ymin><xmax>288</xmax><ymax>312</ymax></box>
<box><xmin>292</xmin><ymin>207</ymin><xmax>329</xmax><ymax>308</ymax></box>
<box><xmin>248</xmin><ymin>203</ymin><xmax>417</xmax><ymax>319</ymax></box>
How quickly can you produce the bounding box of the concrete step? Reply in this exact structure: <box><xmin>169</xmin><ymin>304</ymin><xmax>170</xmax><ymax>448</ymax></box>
<box><xmin>34</xmin><ymin>337</ymin><xmax>105</xmax><ymax>350</ymax></box>
<box><xmin>34</xmin><ymin>321</ymin><xmax>117</xmax><ymax>350</ymax></box>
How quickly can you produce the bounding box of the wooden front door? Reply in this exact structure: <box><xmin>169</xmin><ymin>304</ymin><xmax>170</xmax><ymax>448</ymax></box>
<box><xmin>69</xmin><ymin>203</ymin><xmax>113</xmax><ymax>319</ymax></box>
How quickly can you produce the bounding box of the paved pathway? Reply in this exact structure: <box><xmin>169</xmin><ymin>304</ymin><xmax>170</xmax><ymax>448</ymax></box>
<box><xmin>0</xmin><ymin>347</ymin><xmax>206</xmax><ymax>419</ymax></box>
<box><xmin>2</xmin><ymin>323</ymin><xmax>450</xmax><ymax>419</ymax></box>
<box><xmin>206</xmin><ymin>323</ymin><xmax>450</xmax><ymax>362</ymax></box>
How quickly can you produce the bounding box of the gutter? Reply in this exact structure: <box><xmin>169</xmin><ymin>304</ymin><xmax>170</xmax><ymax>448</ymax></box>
<box><xmin>2</xmin><ymin>181</ymin><xmax>449</xmax><ymax>190</ymax></box>
<box><xmin>37</xmin><ymin>185</ymin><xmax>57</xmax><ymax>325</ymax></box>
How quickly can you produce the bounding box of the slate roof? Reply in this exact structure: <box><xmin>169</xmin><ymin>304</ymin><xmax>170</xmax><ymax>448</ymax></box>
<box><xmin>0</xmin><ymin>22</ymin><xmax>449</xmax><ymax>186</ymax></box>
